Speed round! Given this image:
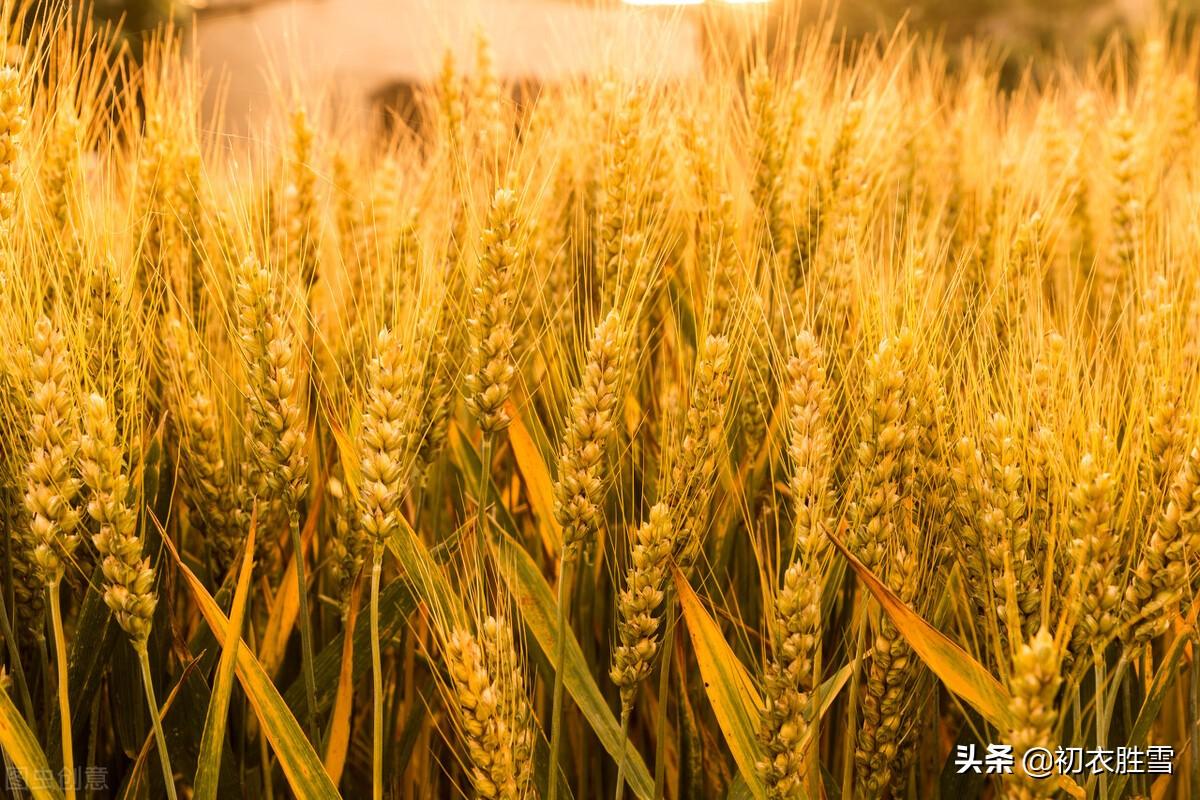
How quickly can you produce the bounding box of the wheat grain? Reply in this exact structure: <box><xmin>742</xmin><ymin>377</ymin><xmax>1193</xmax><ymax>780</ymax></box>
<box><xmin>465</xmin><ymin>188</ymin><xmax>520</xmax><ymax>436</ymax></box>
<box><xmin>758</xmin><ymin>331</ymin><xmax>832</xmax><ymax>799</ymax></box>
<box><xmin>80</xmin><ymin>394</ymin><xmax>155</xmax><ymax>643</ymax></box>
<box><xmin>554</xmin><ymin>309</ymin><xmax>623</xmax><ymax>552</ymax></box>
<box><xmin>22</xmin><ymin>317</ymin><xmax>82</xmax><ymax>585</ymax></box>
<box><xmin>611</xmin><ymin>502</ymin><xmax>672</xmax><ymax>709</ymax></box>
<box><xmin>1005</xmin><ymin>628</ymin><xmax>1063</xmax><ymax>800</ymax></box>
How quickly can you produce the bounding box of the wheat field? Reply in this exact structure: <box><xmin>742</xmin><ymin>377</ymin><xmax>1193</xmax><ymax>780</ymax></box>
<box><xmin>0</xmin><ymin>2</ymin><xmax>1198</xmax><ymax>799</ymax></box>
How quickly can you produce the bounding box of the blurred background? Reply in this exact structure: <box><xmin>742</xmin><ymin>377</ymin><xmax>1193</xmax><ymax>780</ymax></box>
<box><xmin>80</xmin><ymin>0</ymin><xmax>1190</xmax><ymax>131</ymax></box>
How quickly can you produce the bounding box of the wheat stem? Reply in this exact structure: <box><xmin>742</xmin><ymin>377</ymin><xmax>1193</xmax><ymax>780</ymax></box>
<box><xmin>1095</xmin><ymin>653</ymin><xmax>1108</xmax><ymax>798</ymax></box>
<box><xmin>1189</xmin><ymin>637</ymin><xmax>1200</xmax><ymax>797</ymax></box>
<box><xmin>47</xmin><ymin>578</ymin><xmax>74</xmax><ymax>800</ymax></box>
<box><xmin>842</xmin><ymin>608</ymin><xmax>869</xmax><ymax>799</ymax></box>
<box><xmin>370</xmin><ymin>544</ymin><xmax>384</xmax><ymax>800</ymax></box>
<box><xmin>36</xmin><ymin>634</ymin><xmax>52</xmax><ymax>741</ymax></box>
<box><xmin>290</xmin><ymin>508</ymin><xmax>319</xmax><ymax>743</ymax></box>
<box><xmin>475</xmin><ymin>434</ymin><xmax>494</xmax><ymax>583</ymax></box>
<box><xmin>136</xmin><ymin>642</ymin><xmax>178</xmax><ymax>800</ymax></box>
<box><xmin>652</xmin><ymin>611</ymin><xmax>675</xmax><ymax>800</ymax></box>
<box><xmin>547</xmin><ymin>548</ymin><xmax>573</xmax><ymax>800</ymax></box>
<box><xmin>614</xmin><ymin>704</ymin><xmax>632</xmax><ymax>800</ymax></box>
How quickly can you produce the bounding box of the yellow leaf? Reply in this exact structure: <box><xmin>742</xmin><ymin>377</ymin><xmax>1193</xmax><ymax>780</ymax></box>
<box><xmin>623</xmin><ymin>391</ymin><xmax>644</xmax><ymax>439</ymax></box>
<box><xmin>323</xmin><ymin>581</ymin><xmax>362</xmax><ymax>784</ymax></box>
<box><xmin>505</xmin><ymin>399</ymin><xmax>561</xmax><ymax>558</ymax></box>
<box><xmin>326</xmin><ymin>414</ymin><xmax>360</xmax><ymax>501</ymax></box>
<box><xmin>673</xmin><ymin>568</ymin><xmax>767</xmax><ymax>800</ymax></box>
<box><xmin>825</xmin><ymin>529</ymin><xmax>1021</xmax><ymax>731</ymax></box>
<box><xmin>833</xmin><ymin>531</ymin><xmax>1087</xmax><ymax>799</ymax></box>
<box><xmin>0</xmin><ymin>687</ymin><xmax>64</xmax><ymax>800</ymax></box>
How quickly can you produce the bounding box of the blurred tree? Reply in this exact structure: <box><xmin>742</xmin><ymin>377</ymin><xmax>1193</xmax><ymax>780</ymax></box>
<box><xmin>754</xmin><ymin>0</ymin><xmax>1160</xmax><ymax>85</ymax></box>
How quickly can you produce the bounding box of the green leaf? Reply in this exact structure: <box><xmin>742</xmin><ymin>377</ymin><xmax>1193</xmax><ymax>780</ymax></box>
<box><xmin>46</xmin><ymin>572</ymin><xmax>117</xmax><ymax>747</ymax></box>
<box><xmin>283</xmin><ymin>579</ymin><xmax>417</xmax><ymax>718</ymax></box>
<box><xmin>161</xmin><ymin>533</ymin><xmax>342</xmax><ymax>800</ymax></box>
<box><xmin>720</xmin><ymin>660</ymin><xmax>850</xmax><ymax>800</ymax></box>
<box><xmin>111</xmin><ymin>629</ymin><xmax>147</xmax><ymax>756</ymax></box>
<box><xmin>194</xmin><ymin>511</ymin><xmax>257</xmax><ymax>800</ymax></box>
<box><xmin>1109</xmin><ymin>629</ymin><xmax>1191</xmax><ymax>798</ymax></box>
<box><xmin>260</xmin><ymin>507</ymin><xmax>317</xmax><ymax>675</ymax></box>
<box><xmin>334</xmin><ymin>418</ymin><xmax>465</xmax><ymax>633</ymax></box>
<box><xmin>809</xmin><ymin>662</ymin><xmax>852</xmax><ymax>728</ymax></box>
<box><xmin>492</xmin><ymin>530</ymin><xmax>655</xmax><ymax>800</ymax></box>
<box><xmin>725</xmin><ymin>776</ymin><xmax>753</xmax><ymax>800</ymax></box>
<box><xmin>453</xmin><ymin>425</ymin><xmax>653</xmax><ymax>798</ymax></box>
<box><xmin>449</xmin><ymin>425</ymin><xmax>525</xmax><ymax>539</ymax></box>
<box><xmin>116</xmin><ymin>655</ymin><xmax>210</xmax><ymax>800</ymax></box>
<box><xmin>0</xmin><ymin>686</ymin><xmax>65</xmax><ymax>800</ymax></box>
<box><xmin>386</xmin><ymin>512</ymin><xmax>466</xmax><ymax>632</ymax></box>
<box><xmin>937</xmin><ymin>722</ymin><xmax>987</xmax><ymax>800</ymax></box>
<box><xmin>673</xmin><ymin>569</ymin><xmax>766</xmax><ymax>800</ymax></box>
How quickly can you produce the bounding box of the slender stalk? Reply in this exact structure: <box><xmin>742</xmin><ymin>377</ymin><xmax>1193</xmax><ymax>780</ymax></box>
<box><xmin>36</xmin><ymin>633</ymin><xmax>52</xmax><ymax>741</ymax></box>
<box><xmin>85</xmin><ymin>692</ymin><xmax>100</xmax><ymax>800</ymax></box>
<box><xmin>370</xmin><ymin>544</ymin><xmax>385</xmax><ymax>800</ymax></box>
<box><xmin>47</xmin><ymin>579</ymin><xmax>74</xmax><ymax>800</ymax></box>
<box><xmin>290</xmin><ymin>508</ymin><xmax>319</xmax><ymax>743</ymax></box>
<box><xmin>1071</xmin><ymin>689</ymin><xmax>1081</xmax><ymax>746</ymax></box>
<box><xmin>1100</xmin><ymin>655</ymin><xmax>1129</xmax><ymax>724</ymax></box>
<box><xmin>807</xmin><ymin>645</ymin><xmax>824</xmax><ymax>798</ymax></box>
<box><xmin>548</xmin><ymin>549</ymin><xmax>573</xmax><ymax>800</ymax></box>
<box><xmin>239</xmin><ymin>593</ymin><xmax>251</xmax><ymax>791</ymax></box>
<box><xmin>652</xmin><ymin>610</ymin><xmax>676</xmax><ymax>799</ymax></box>
<box><xmin>136</xmin><ymin>643</ymin><xmax>178</xmax><ymax>800</ymax></box>
<box><xmin>259</xmin><ymin>723</ymin><xmax>275</xmax><ymax>800</ymax></box>
<box><xmin>1190</xmin><ymin>635</ymin><xmax>1200</xmax><ymax>797</ymax></box>
<box><xmin>1095</xmin><ymin>652</ymin><xmax>1108</xmax><ymax>799</ymax></box>
<box><xmin>613</xmin><ymin>704</ymin><xmax>632</xmax><ymax>800</ymax></box>
<box><xmin>841</xmin><ymin>609</ymin><xmax>869</xmax><ymax>800</ymax></box>
<box><xmin>1</xmin><ymin>749</ymin><xmax>19</xmax><ymax>800</ymax></box>
<box><xmin>399</xmin><ymin>488</ymin><xmax>426</xmax><ymax>768</ymax></box>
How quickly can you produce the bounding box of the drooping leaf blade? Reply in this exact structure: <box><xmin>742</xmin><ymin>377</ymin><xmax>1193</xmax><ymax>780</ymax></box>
<box><xmin>116</xmin><ymin>656</ymin><xmax>207</xmax><ymax>800</ymax></box>
<box><xmin>323</xmin><ymin>581</ymin><xmax>362</xmax><ymax>785</ymax></box>
<box><xmin>161</xmin><ymin>533</ymin><xmax>341</xmax><ymax>800</ymax></box>
<box><xmin>194</xmin><ymin>511</ymin><xmax>257</xmax><ymax>800</ymax></box>
<box><xmin>673</xmin><ymin>569</ymin><xmax>766</xmax><ymax>800</ymax></box>
<box><xmin>505</xmin><ymin>399</ymin><xmax>561</xmax><ymax>558</ymax></box>
<box><xmin>0</xmin><ymin>686</ymin><xmax>65</xmax><ymax>800</ymax></box>
<box><xmin>492</xmin><ymin>531</ymin><xmax>655</xmax><ymax>800</ymax></box>
<box><xmin>826</xmin><ymin>530</ymin><xmax>1019</xmax><ymax>731</ymax></box>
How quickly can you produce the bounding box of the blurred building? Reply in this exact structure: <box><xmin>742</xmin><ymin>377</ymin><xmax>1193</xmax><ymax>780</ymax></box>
<box><xmin>189</xmin><ymin>0</ymin><xmax>1167</xmax><ymax>131</ymax></box>
<box><xmin>193</xmin><ymin>0</ymin><xmax>704</xmax><ymax>132</ymax></box>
